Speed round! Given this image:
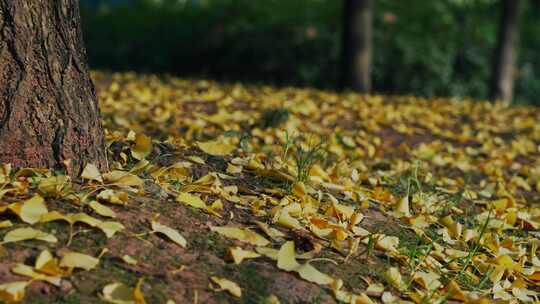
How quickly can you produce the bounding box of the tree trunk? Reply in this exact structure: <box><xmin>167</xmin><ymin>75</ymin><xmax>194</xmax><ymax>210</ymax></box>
<box><xmin>342</xmin><ymin>0</ymin><xmax>373</xmax><ymax>93</ymax></box>
<box><xmin>491</xmin><ymin>0</ymin><xmax>523</xmax><ymax>102</ymax></box>
<box><xmin>0</xmin><ymin>1</ymin><xmax>107</xmax><ymax>176</ymax></box>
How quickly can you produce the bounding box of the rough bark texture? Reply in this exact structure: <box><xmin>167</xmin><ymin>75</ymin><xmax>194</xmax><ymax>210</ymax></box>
<box><xmin>491</xmin><ymin>0</ymin><xmax>523</xmax><ymax>102</ymax></box>
<box><xmin>0</xmin><ymin>1</ymin><xmax>107</xmax><ymax>175</ymax></box>
<box><xmin>342</xmin><ymin>0</ymin><xmax>373</xmax><ymax>93</ymax></box>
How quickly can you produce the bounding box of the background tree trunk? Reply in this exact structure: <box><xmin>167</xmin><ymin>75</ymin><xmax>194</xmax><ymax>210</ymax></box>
<box><xmin>491</xmin><ymin>0</ymin><xmax>523</xmax><ymax>102</ymax></box>
<box><xmin>0</xmin><ymin>1</ymin><xmax>107</xmax><ymax>175</ymax></box>
<box><xmin>342</xmin><ymin>0</ymin><xmax>373</xmax><ymax>93</ymax></box>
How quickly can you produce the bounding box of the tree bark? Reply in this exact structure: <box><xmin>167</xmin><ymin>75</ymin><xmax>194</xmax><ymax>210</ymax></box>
<box><xmin>491</xmin><ymin>0</ymin><xmax>523</xmax><ymax>102</ymax></box>
<box><xmin>0</xmin><ymin>1</ymin><xmax>107</xmax><ymax>175</ymax></box>
<box><xmin>342</xmin><ymin>0</ymin><xmax>373</xmax><ymax>93</ymax></box>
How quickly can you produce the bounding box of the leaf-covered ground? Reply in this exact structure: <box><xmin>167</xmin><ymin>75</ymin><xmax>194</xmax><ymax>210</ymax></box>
<box><xmin>1</xmin><ymin>71</ymin><xmax>540</xmax><ymax>303</ymax></box>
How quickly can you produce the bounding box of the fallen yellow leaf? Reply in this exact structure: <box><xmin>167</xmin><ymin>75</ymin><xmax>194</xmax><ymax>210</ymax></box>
<box><xmin>89</xmin><ymin>200</ymin><xmax>117</xmax><ymax>218</ymax></box>
<box><xmin>210</xmin><ymin>226</ymin><xmax>269</xmax><ymax>246</ymax></box>
<box><xmin>394</xmin><ymin>196</ymin><xmax>411</xmax><ymax>218</ymax></box>
<box><xmin>38</xmin><ymin>175</ymin><xmax>69</xmax><ymax>197</ymax></box>
<box><xmin>133</xmin><ymin>278</ymin><xmax>146</xmax><ymax>304</ymax></box>
<box><xmin>197</xmin><ymin>140</ymin><xmax>236</xmax><ymax>156</ymax></box>
<box><xmin>227</xmin><ymin>247</ymin><xmax>261</xmax><ymax>264</ymax></box>
<box><xmin>210</xmin><ymin>276</ymin><xmax>242</xmax><ymax>298</ymax></box>
<box><xmin>17</xmin><ymin>194</ymin><xmax>48</xmax><ymax>224</ymax></box>
<box><xmin>39</xmin><ymin>211</ymin><xmax>124</xmax><ymax>238</ymax></box>
<box><xmin>0</xmin><ymin>281</ymin><xmax>28</xmax><ymax>303</ymax></box>
<box><xmin>35</xmin><ymin>250</ymin><xmax>66</xmax><ymax>276</ymax></box>
<box><xmin>81</xmin><ymin>163</ymin><xmax>103</xmax><ymax>183</ymax></box>
<box><xmin>151</xmin><ymin>220</ymin><xmax>187</xmax><ymax>248</ymax></box>
<box><xmin>176</xmin><ymin>192</ymin><xmax>207</xmax><ymax>209</ymax></box>
<box><xmin>2</xmin><ymin>227</ymin><xmax>57</xmax><ymax>244</ymax></box>
<box><xmin>384</xmin><ymin>267</ymin><xmax>406</xmax><ymax>291</ymax></box>
<box><xmin>277</xmin><ymin>241</ymin><xmax>333</xmax><ymax>285</ymax></box>
<box><xmin>11</xmin><ymin>264</ymin><xmax>62</xmax><ymax>286</ymax></box>
<box><xmin>132</xmin><ymin>133</ymin><xmax>152</xmax><ymax>160</ymax></box>
<box><xmin>254</xmin><ymin>220</ymin><xmax>286</xmax><ymax>240</ymax></box>
<box><xmin>0</xmin><ymin>220</ymin><xmax>12</xmax><ymax>228</ymax></box>
<box><xmin>97</xmin><ymin>189</ymin><xmax>129</xmax><ymax>205</ymax></box>
<box><xmin>60</xmin><ymin>252</ymin><xmax>100</xmax><ymax>271</ymax></box>
<box><xmin>413</xmin><ymin>271</ymin><xmax>442</xmax><ymax>292</ymax></box>
<box><xmin>103</xmin><ymin>171</ymin><xmax>144</xmax><ymax>188</ymax></box>
<box><xmin>275</xmin><ymin>209</ymin><xmax>303</xmax><ymax>230</ymax></box>
<box><xmin>122</xmin><ymin>255</ymin><xmax>138</xmax><ymax>265</ymax></box>
<box><xmin>374</xmin><ymin>235</ymin><xmax>399</xmax><ymax>253</ymax></box>
<box><xmin>102</xmin><ymin>282</ymin><xmax>138</xmax><ymax>304</ymax></box>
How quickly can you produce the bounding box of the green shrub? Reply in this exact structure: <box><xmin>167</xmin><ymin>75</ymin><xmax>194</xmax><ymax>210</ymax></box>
<box><xmin>81</xmin><ymin>0</ymin><xmax>540</xmax><ymax>104</ymax></box>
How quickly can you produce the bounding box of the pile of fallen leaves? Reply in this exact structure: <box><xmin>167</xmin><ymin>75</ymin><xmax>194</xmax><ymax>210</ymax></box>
<box><xmin>1</xmin><ymin>71</ymin><xmax>540</xmax><ymax>303</ymax></box>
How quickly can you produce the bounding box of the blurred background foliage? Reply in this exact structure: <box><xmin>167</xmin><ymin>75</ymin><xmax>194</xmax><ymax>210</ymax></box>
<box><xmin>81</xmin><ymin>0</ymin><xmax>540</xmax><ymax>104</ymax></box>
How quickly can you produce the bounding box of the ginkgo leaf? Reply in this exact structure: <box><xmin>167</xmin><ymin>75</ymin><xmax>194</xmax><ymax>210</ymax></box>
<box><xmin>89</xmin><ymin>200</ymin><xmax>117</xmax><ymax>218</ymax></box>
<box><xmin>39</xmin><ymin>211</ymin><xmax>123</xmax><ymax>238</ymax></box>
<box><xmin>384</xmin><ymin>267</ymin><xmax>406</xmax><ymax>291</ymax></box>
<box><xmin>254</xmin><ymin>220</ymin><xmax>286</xmax><ymax>240</ymax></box>
<box><xmin>413</xmin><ymin>271</ymin><xmax>442</xmax><ymax>291</ymax></box>
<box><xmin>210</xmin><ymin>226</ymin><xmax>269</xmax><ymax>246</ymax></box>
<box><xmin>102</xmin><ymin>171</ymin><xmax>144</xmax><ymax>188</ymax></box>
<box><xmin>331</xmin><ymin>201</ymin><xmax>355</xmax><ymax>220</ymax></box>
<box><xmin>151</xmin><ymin>221</ymin><xmax>187</xmax><ymax>248</ymax></box>
<box><xmin>263</xmin><ymin>295</ymin><xmax>281</xmax><ymax>304</ymax></box>
<box><xmin>227</xmin><ymin>247</ymin><xmax>261</xmax><ymax>264</ymax></box>
<box><xmin>60</xmin><ymin>252</ymin><xmax>100</xmax><ymax>271</ymax></box>
<box><xmin>0</xmin><ymin>281</ymin><xmax>29</xmax><ymax>303</ymax></box>
<box><xmin>34</xmin><ymin>250</ymin><xmax>67</xmax><ymax>277</ymax></box>
<box><xmin>133</xmin><ymin>278</ymin><xmax>146</xmax><ymax>304</ymax></box>
<box><xmin>38</xmin><ymin>175</ymin><xmax>69</xmax><ymax>197</ymax></box>
<box><xmin>197</xmin><ymin>140</ymin><xmax>236</xmax><ymax>156</ymax></box>
<box><xmin>39</xmin><ymin>211</ymin><xmax>77</xmax><ymax>225</ymax></box>
<box><xmin>277</xmin><ymin>241</ymin><xmax>300</xmax><ymax>271</ymax></box>
<box><xmin>512</xmin><ymin>287</ymin><xmax>537</xmax><ymax>302</ymax></box>
<box><xmin>187</xmin><ymin>155</ymin><xmax>205</xmax><ymax>164</ymax></box>
<box><xmin>381</xmin><ymin>292</ymin><xmax>398</xmax><ymax>303</ymax></box>
<box><xmin>17</xmin><ymin>194</ymin><xmax>48</xmax><ymax>224</ymax></box>
<box><xmin>102</xmin><ymin>282</ymin><xmax>136</xmax><ymax>304</ymax></box>
<box><xmin>122</xmin><ymin>255</ymin><xmax>138</xmax><ymax>265</ymax></box>
<box><xmin>394</xmin><ymin>196</ymin><xmax>411</xmax><ymax>218</ymax></box>
<box><xmin>295</xmin><ymin>263</ymin><xmax>335</xmax><ymax>285</ymax></box>
<box><xmin>97</xmin><ymin>189</ymin><xmax>129</xmax><ymax>205</ymax></box>
<box><xmin>11</xmin><ymin>264</ymin><xmax>62</xmax><ymax>286</ymax></box>
<box><xmin>440</xmin><ymin>215</ymin><xmax>462</xmax><ymax>239</ymax></box>
<box><xmin>276</xmin><ymin>241</ymin><xmax>333</xmax><ymax>285</ymax></box>
<box><xmin>335</xmin><ymin>289</ymin><xmax>375</xmax><ymax>304</ymax></box>
<box><xmin>494</xmin><ymin>254</ymin><xmax>521</xmax><ymax>271</ymax></box>
<box><xmin>2</xmin><ymin>228</ymin><xmax>57</xmax><ymax>244</ymax></box>
<box><xmin>226</xmin><ymin>164</ymin><xmax>243</xmax><ymax>174</ymax></box>
<box><xmin>99</xmin><ymin>221</ymin><xmax>125</xmax><ymax>238</ymax></box>
<box><xmin>132</xmin><ymin>133</ymin><xmax>152</xmax><ymax>160</ymax></box>
<box><xmin>81</xmin><ymin>163</ymin><xmax>103</xmax><ymax>182</ymax></box>
<box><xmin>275</xmin><ymin>210</ymin><xmax>303</xmax><ymax>230</ymax></box>
<box><xmin>0</xmin><ymin>220</ymin><xmax>12</xmax><ymax>228</ymax></box>
<box><xmin>366</xmin><ymin>282</ymin><xmax>385</xmax><ymax>296</ymax></box>
<box><xmin>35</xmin><ymin>250</ymin><xmax>55</xmax><ymax>271</ymax></box>
<box><xmin>208</xmin><ymin>199</ymin><xmax>224</xmax><ymax>217</ymax></box>
<box><xmin>210</xmin><ymin>276</ymin><xmax>242</xmax><ymax>298</ymax></box>
<box><xmin>374</xmin><ymin>235</ymin><xmax>399</xmax><ymax>253</ymax></box>
<box><xmin>255</xmin><ymin>247</ymin><xmax>279</xmax><ymax>260</ymax></box>
<box><xmin>176</xmin><ymin>192</ymin><xmax>207</xmax><ymax>209</ymax></box>
<box><xmin>445</xmin><ymin>280</ymin><xmax>466</xmax><ymax>301</ymax></box>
